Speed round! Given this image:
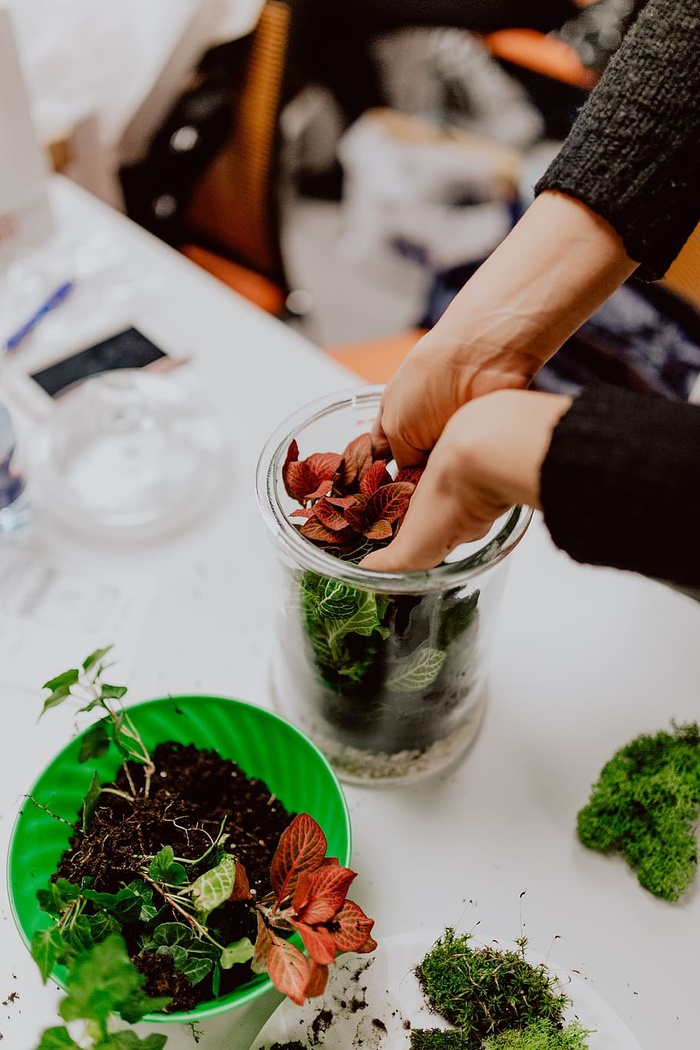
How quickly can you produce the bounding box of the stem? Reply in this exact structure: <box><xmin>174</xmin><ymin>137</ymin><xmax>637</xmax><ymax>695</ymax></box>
<box><xmin>141</xmin><ymin>875</ymin><xmax>228</xmax><ymax>952</ymax></box>
<box><xmin>26</xmin><ymin>796</ymin><xmax>74</xmax><ymax>826</ymax></box>
<box><xmin>100</xmin><ymin>786</ymin><xmax>135</xmax><ymax>804</ymax></box>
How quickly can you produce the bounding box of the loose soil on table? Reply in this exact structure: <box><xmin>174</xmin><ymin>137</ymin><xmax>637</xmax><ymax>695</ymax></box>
<box><xmin>55</xmin><ymin>741</ymin><xmax>295</xmax><ymax>1010</ymax></box>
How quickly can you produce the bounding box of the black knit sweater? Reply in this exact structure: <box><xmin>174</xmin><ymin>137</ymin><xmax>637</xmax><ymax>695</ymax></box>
<box><xmin>535</xmin><ymin>0</ymin><xmax>700</xmax><ymax>281</ymax></box>
<box><xmin>533</xmin><ymin>0</ymin><xmax>700</xmax><ymax>589</ymax></box>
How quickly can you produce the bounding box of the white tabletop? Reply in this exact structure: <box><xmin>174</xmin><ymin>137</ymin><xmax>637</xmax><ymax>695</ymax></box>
<box><xmin>1</xmin><ymin>177</ymin><xmax>698</xmax><ymax>1050</ymax></box>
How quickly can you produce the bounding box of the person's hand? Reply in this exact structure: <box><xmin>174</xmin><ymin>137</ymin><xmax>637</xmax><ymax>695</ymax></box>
<box><xmin>361</xmin><ymin>389</ymin><xmax>572</xmax><ymax>573</ymax></box>
<box><xmin>371</xmin><ymin>191</ymin><xmax>637</xmax><ymax>469</ymax></box>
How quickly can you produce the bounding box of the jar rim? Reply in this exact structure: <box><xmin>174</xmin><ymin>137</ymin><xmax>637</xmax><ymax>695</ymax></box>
<box><xmin>255</xmin><ymin>385</ymin><xmax>533</xmax><ymax>594</ymax></box>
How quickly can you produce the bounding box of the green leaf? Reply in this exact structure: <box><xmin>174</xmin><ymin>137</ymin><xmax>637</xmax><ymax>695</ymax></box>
<box><xmin>220</xmin><ymin>937</ymin><xmax>254</xmax><ymax>969</ymax></box>
<box><xmin>148</xmin><ymin>847</ymin><xmax>187</xmax><ymax>887</ymax></box>
<box><xmin>124</xmin><ymin>880</ymin><xmax>157</xmax><ymax>923</ymax></box>
<box><xmin>178</xmin><ymin>954</ymin><xmax>213</xmax><ymax>986</ymax></box>
<box><xmin>79</xmin><ymin>722</ymin><xmax>111</xmax><ymax>763</ymax></box>
<box><xmin>150</xmin><ymin>922</ymin><xmax>195</xmax><ymax>950</ymax></box>
<box><xmin>83</xmin><ymin>886</ymin><xmax>143</xmax><ymax>924</ymax></box>
<box><xmin>100</xmin><ymin>684</ymin><xmax>128</xmax><ymax>702</ymax></box>
<box><xmin>437</xmin><ymin>589</ymin><xmax>480</xmax><ymax>651</ymax></box>
<box><xmin>41</xmin><ymin>685</ymin><xmax>73</xmax><ymax>716</ymax></box>
<box><xmin>31</xmin><ymin>927</ymin><xmax>65</xmax><ymax>983</ymax></box>
<box><xmin>63</xmin><ymin>912</ymin><xmax>120</xmax><ymax>954</ymax></box>
<box><xmin>94</xmin><ymin>1035</ymin><xmax>167</xmax><ymax>1050</ymax></box>
<box><xmin>317</xmin><ymin>579</ymin><xmax>359</xmax><ymax>620</ymax></box>
<box><xmin>83</xmin><ymin>646</ymin><xmax>113</xmax><ymax>672</ymax></box>
<box><xmin>386</xmin><ymin>646</ymin><xmax>447</xmax><ymax>693</ymax></box>
<box><xmin>117</xmin><ymin>990</ymin><xmax>171</xmax><ymax>1026</ymax></box>
<box><xmin>189</xmin><ymin>854</ymin><xmax>236</xmax><ymax>915</ymax></box>
<box><xmin>37</xmin><ymin>878</ymin><xmax>81</xmax><ymax>918</ymax></box>
<box><xmin>36</xmin><ymin>1026</ymin><xmax>81</xmax><ymax>1049</ymax></box>
<box><xmin>81</xmin><ymin>771</ymin><xmax>102</xmax><ymax>831</ymax></box>
<box><xmin>43</xmin><ymin>669</ymin><xmax>80</xmax><ymax>691</ymax></box>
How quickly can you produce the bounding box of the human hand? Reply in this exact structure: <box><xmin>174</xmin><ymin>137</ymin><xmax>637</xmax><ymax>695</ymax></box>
<box><xmin>362</xmin><ymin>389</ymin><xmax>572</xmax><ymax>573</ymax></box>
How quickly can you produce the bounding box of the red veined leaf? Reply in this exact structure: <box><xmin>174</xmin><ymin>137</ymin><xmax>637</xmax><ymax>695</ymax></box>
<box><xmin>251</xmin><ymin>913</ymin><xmax>274</xmax><ymax>973</ymax></box>
<box><xmin>283</xmin><ymin>440</ymin><xmax>299</xmax><ymax>472</ymax></box>
<box><xmin>304</xmin><ymin>960</ymin><xmax>329</xmax><ymax>999</ymax></box>
<box><xmin>290</xmin><ymin>508</ymin><xmax>314</xmax><ymax>519</ymax></box>
<box><xmin>357</xmin><ymin>932</ymin><xmax>379</xmax><ymax>954</ymax></box>
<box><xmin>304</xmin><ymin>477</ymin><xmax>334</xmax><ymax>502</ymax></box>
<box><xmin>294</xmin><ymin>865</ymin><xmax>357</xmax><ymax>924</ymax></box>
<box><xmin>339</xmin><ymin>433</ymin><xmax>373</xmax><ymax>487</ymax></box>
<box><xmin>292</xmin><ymin>919</ymin><xmax>337</xmax><ymax>966</ymax></box>
<box><xmin>306</xmin><ymin>452</ymin><xmax>342</xmax><ymax>480</ymax></box>
<box><xmin>321</xmin><ymin>856</ymin><xmax>340</xmax><ymax>866</ymax></box>
<box><xmin>344</xmin><ymin>496</ymin><xmax>368</xmax><ymax>531</ymax></box>
<box><xmin>395</xmin><ymin>465</ymin><xmax>424</xmax><ymax>487</ymax></box>
<box><xmin>329</xmin><ymin>899</ymin><xmax>375</xmax><ymax>953</ymax></box>
<box><xmin>266</xmin><ymin>937</ymin><xmax>312</xmax><ymax>1005</ymax></box>
<box><xmin>314</xmin><ymin>498</ymin><xmax>351</xmax><ymax>531</ymax></box>
<box><xmin>326</xmin><ymin>495</ymin><xmax>358</xmax><ymax>509</ymax></box>
<box><xmin>229</xmin><ymin>860</ymin><xmax>251</xmax><ymax>901</ymax></box>
<box><xmin>271</xmin><ymin>813</ymin><xmax>328</xmax><ymax>901</ymax></box>
<box><xmin>364</xmin><ymin>519</ymin><xmax>393</xmax><ymax>541</ymax></box>
<box><xmin>300</xmin><ymin>517</ymin><xmax>346</xmax><ymax>545</ymax></box>
<box><xmin>365</xmin><ymin>482</ymin><xmax>414</xmax><ymax>525</ymax></box>
<box><xmin>284</xmin><ymin>459</ymin><xmax>317</xmax><ymax>505</ymax></box>
<box><xmin>360</xmin><ymin>460</ymin><xmax>392</xmax><ymax>496</ymax></box>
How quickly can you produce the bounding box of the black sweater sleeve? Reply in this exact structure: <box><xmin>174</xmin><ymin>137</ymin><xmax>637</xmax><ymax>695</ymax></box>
<box><xmin>540</xmin><ymin>385</ymin><xmax>700</xmax><ymax>587</ymax></box>
<box><xmin>535</xmin><ymin>0</ymin><xmax>700</xmax><ymax>280</ymax></box>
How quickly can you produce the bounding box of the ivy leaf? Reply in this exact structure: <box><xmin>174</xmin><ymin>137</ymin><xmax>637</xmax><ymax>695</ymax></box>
<box><xmin>63</xmin><ymin>911</ymin><xmax>121</xmax><ymax>954</ymax></box>
<box><xmin>82</xmin><ymin>646</ymin><xmax>113</xmax><ymax>672</ymax></box>
<box><xmin>37</xmin><ymin>878</ymin><xmax>81</xmax><ymax>918</ymax></box>
<box><xmin>271</xmin><ymin>813</ymin><xmax>327</xmax><ymax>901</ymax></box>
<box><xmin>148</xmin><ymin>847</ymin><xmax>187</xmax><ymax>887</ymax></box>
<box><xmin>60</xmin><ymin>934</ymin><xmax>150</xmax><ymax>1027</ymax></box>
<box><xmin>149</xmin><ymin>922</ymin><xmax>195</xmax><ymax>950</ymax></box>
<box><xmin>189</xmin><ymin>854</ymin><xmax>237</xmax><ymax>916</ymax></box>
<box><xmin>386</xmin><ymin>646</ymin><xmax>447</xmax><ymax>693</ymax></box>
<box><xmin>31</xmin><ymin>927</ymin><xmax>65</xmax><ymax>983</ymax></box>
<box><xmin>36</xmin><ymin>1027</ymin><xmax>81</xmax><ymax>1049</ymax></box>
<box><xmin>80</xmin><ymin>770</ymin><xmax>103</xmax><ymax>832</ymax></box>
<box><xmin>220</xmin><ymin>937</ymin><xmax>255</xmax><ymax>969</ymax></box>
<box><xmin>82</xmin><ymin>886</ymin><xmax>143</xmax><ymax>924</ymax></box>
<box><xmin>94</xmin><ymin>1034</ymin><xmax>167</xmax><ymax>1050</ymax></box>
<box><xmin>177</xmin><ymin>955</ymin><xmax>214</xmax><ymax>986</ymax></box>
<box><xmin>79</xmin><ymin>722</ymin><xmax>111</xmax><ymax>764</ymax></box>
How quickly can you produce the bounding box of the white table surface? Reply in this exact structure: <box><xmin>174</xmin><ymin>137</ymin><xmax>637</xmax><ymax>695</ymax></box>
<box><xmin>1</xmin><ymin>177</ymin><xmax>698</xmax><ymax>1049</ymax></box>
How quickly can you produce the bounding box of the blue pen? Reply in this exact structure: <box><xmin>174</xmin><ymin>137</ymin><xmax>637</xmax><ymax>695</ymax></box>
<box><xmin>4</xmin><ymin>280</ymin><xmax>75</xmax><ymax>352</ymax></box>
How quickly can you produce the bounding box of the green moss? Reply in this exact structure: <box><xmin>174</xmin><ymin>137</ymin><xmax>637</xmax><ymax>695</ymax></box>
<box><xmin>577</xmin><ymin>721</ymin><xmax>700</xmax><ymax>901</ymax></box>
<box><xmin>482</xmin><ymin>1019</ymin><xmax>591</xmax><ymax>1048</ymax></box>
<box><xmin>416</xmin><ymin>929</ymin><xmax>570</xmax><ymax>1049</ymax></box>
<box><xmin>410</xmin><ymin>1030</ymin><xmax>469</xmax><ymax>1049</ymax></box>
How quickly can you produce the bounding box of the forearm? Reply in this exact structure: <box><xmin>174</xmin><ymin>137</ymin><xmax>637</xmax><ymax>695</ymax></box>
<box><xmin>422</xmin><ymin>191</ymin><xmax>638</xmax><ymax>383</ymax></box>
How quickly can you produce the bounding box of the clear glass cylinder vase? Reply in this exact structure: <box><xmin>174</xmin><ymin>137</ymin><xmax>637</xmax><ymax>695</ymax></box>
<box><xmin>256</xmin><ymin>387</ymin><xmax>531</xmax><ymax>785</ymax></box>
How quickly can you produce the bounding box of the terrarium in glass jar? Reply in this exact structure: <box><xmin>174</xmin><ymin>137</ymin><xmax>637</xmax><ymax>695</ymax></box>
<box><xmin>256</xmin><ymin>386</ymin><xmax>531</xmax><ymax>785</ymax></box>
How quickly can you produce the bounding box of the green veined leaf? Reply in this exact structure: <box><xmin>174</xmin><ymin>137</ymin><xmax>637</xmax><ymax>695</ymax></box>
<box><xmin>149</xmin><ymin>922</ymin><xmax>196</xmax><ymax>950</ymax></box>
<box><xmin>81</xmin><ymin>771</ymin><xmax>102</xmax><ymax>832</ymax></box>
<box><xmin>37</xmin><ymin>878</ymin><xmax>81</xmax><ymax>918</ymax></box>
<box><xmin>36</xmin><ymin>1026</ymin><xmax>81</xmax><ymax>1049</ymax></box>
<box><xmin>386</xmin><ymin>646</ymin><xmax>447</xmax><ymax>694</ymax></box>
<box><xmin>31</xmin><ymin>927</ymin><xmax>65</xmax><ymax>983</ymax></box>
<box><xmin>82</xmin><ymin>886</ymin><xmax>143</xmax><ymax>924</ymax></box>
<box><xmin>178</xmin><ymin>955</ymin><xmax>214</xmax><ymax>986</ymax></box>
<box><xmin>220</xmin><ymin>937</ymin><xmax>255</xmax><ymax>969</ymax></box>
<box><xmin>317</xmin><ymin>579</ymin><xmax>359</xmax><ymax>620</ymax></box>
<box><xmin>189</xmin><ymin>854</ymin><xmax>236</xmax><ymax>916</ymax></box>
<box><xmin>325</xmin><ymin>589</ymin><xmax>383</xmax><ymax>646</ymax></box>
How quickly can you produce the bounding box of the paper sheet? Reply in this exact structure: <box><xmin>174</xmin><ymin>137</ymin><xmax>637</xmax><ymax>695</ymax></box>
<box><xmin>0</xmin><ymin>545</ymin><xmax>155</xmax><ymax>690</ymax></box>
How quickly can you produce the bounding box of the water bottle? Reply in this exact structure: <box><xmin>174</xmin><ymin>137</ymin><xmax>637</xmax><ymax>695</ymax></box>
<box><xmin>0</xmin><ymin>401</ymin><xmax>30</xmax><ymax>531</ymax></box>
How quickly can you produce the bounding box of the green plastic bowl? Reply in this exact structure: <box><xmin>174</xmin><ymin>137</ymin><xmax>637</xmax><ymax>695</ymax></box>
<box><xmin>7</xmin><ymin>694</ymin><xmax>352</xmax><ymax>1023</ymax></box>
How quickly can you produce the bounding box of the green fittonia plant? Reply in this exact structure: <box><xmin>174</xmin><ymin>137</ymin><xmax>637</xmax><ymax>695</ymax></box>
<box><xmin>577</xmin><ymin>720</ymin><xmax>700</xmax><ymax>901</ymax></box>
<box><xmin>282</xmin><ymin>435</ymin><xmax>482</xmax><ymax>767</ymax></box>
<box><xmin>412</xmin><ymin>928</ymin><xmax>591</xmax><ymax>1049</ymax></box>
<box><xmin>29</xmin><ymin>650</ymin><xmax>376</xmax><ymax>1049</ymax></box>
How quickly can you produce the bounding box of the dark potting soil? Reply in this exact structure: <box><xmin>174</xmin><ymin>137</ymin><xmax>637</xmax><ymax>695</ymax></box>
<box><xmin>55</xmin><ymin>741</ymin><xmax>296</xmax><ymax>1011</ymax></box>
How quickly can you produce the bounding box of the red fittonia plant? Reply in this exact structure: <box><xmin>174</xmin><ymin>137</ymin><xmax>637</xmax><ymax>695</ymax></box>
<box><xmin>283</xmin><ymin>433</ymin><xmax>423</xmax><ymax>558</ymax></box>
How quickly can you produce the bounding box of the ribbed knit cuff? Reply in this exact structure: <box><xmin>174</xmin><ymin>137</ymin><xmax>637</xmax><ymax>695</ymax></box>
<box><xmin>541</xmin><ymin>385</ymin><xmax>700</xmax><ymax>587</ymax></box>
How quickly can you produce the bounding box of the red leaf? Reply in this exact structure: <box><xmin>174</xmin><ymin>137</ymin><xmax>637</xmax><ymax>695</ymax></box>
<box><xmin>344</xmin><ymin>495</ymin><xmax>368</xmax><ymax>531</ymax></box>
<box><xmin>314</xmin><ymin>498</ymin><xmax>350</xmax><ymax>532</ymax></box>
<box><xmin>395</xmin><ymin>466</ymin><xmax>424</xmax><ymax>487</ymax></box>
<box><xmin>266</xmin><ymin>937</ymin><xmax>312</xmax><ymax>1005</ymax></box>
<box><xmin>339</xmin><ymin>434</ymin><xmax>373</xmax><ymax>488</ymax></box>
<box><xmin>365</xmin><ymin>482</ymin><xmax>414</xmax><ymax>525</ymax></box>
<box><xmin>271</xmin><ymin>813</ymin><xmax>328</xmax><ymax>902</ymax></box>
<box><xmin>284</xmin><ymin>460</ymin><xmax>317</xmax><ymax>505</ymax></box>
<box><xmin>304</xmin><ymin>961</ymin><xmax>329</xmax><ymax>999</ymax></box>
<box><xmin>293</xmin><ymin>865</ymin><xmax>357</xmax><ymax>924</ymax></box>
<box><xmin>300</xmin><ymin>517</ymin><xmax>346</xmax><ymax>545</ymax></box>
<box><xmin>290</xmin><ymin>508</ymin><xmax>314</xmax><ymax>519</ymax></box>
<box><xmin>359</xmin><ymin>460</ymin><xmax>392</xmax><ymax>496</ymax></box>
<box><xmin>329</xmin><ymin>900</ymin><xmax>375</xmax><ymax>953</ymax></box>
<box><xmin>326</xmin><ymin>495</ymin><xmax>358</xmax><ymax>509</ymax></box>
<box><xmin>251</xmin><ymin>913</ymin><xmax>274</xmax><ymax>973</ymax></box>
<box><xmin>293</xmin><ymin>920</ymin><xmax>337</xmax><ymax>966</ymax></box>
<box><xmin>304</xmin><ymin>478</ymin><xmax>334</xmax><ymax>502</ymax></box>
<box><xmin>229</xmin><ymin>860</ymin><xmax>251</xmax><ymax>901</ymax></box>
<box><xmin>363</xmin><ymin>519</ymin><xmax>393</xmax><ymax>541</ymax></box>
<box><xmin>357</xmin><ymin>933</ymin><xmax>378</xmax><ymax>954</ymax></box>
<box><xmin>306</xmin><ymin>452</ymin><xmax>342</xmax><ymax>480</ymax></box>
<box><xmin>283</xmin><ymin>439</ymin><xmax>299</xmax><ymax>474</ymax></box>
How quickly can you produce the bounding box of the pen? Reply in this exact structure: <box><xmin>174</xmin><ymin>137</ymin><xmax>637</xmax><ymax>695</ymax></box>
<box><xmin>3</xmin><ymin>280</ymin><xmax>75</xmax><ymax>352</ymax></box>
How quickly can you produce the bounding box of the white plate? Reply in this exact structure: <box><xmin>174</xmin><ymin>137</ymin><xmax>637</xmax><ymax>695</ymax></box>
<box><xmin>251</xmin><ymin>927</ymin><xmax>644</xmax><ymax>1049</ymax></box>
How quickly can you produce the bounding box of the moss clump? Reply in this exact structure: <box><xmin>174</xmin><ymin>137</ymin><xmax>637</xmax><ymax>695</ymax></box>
<box><xmin>577</xmin><ymin>721</ymin><xmax>700</xmax><ymax>901</ymax></box>
<box><xmin>483</xmin><ymin>1019</ymin><xmax>591</xmax><ymax>1048</ymax></box>
<box><xmin>416</xmin><ymin>929</ymin><xmax>570</xmax><ymax>1049</ymax></box>
<box><xmin>410</xmin><ymin>1031</ymin><xmax>469</xmax><ymax>1048</ymax></box>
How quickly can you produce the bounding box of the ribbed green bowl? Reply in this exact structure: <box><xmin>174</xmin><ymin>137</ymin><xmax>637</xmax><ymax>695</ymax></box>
<box><xmin>7</xmin><ymin>694</ymin><xmax>352</xmax><ymax>1023</ymax></box>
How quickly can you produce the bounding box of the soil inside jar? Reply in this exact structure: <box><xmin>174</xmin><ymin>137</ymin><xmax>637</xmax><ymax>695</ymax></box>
<box><xmin>54</xmin><ymin>741</ymin><xmax>296</xmax><ymax>1011</ymax></box>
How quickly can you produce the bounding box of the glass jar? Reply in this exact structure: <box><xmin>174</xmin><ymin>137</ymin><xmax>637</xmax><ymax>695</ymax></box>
<box><xmin>256</xmin><ymin>387</ymin><xmax>532</xmax><ymax>785</ymax></box>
